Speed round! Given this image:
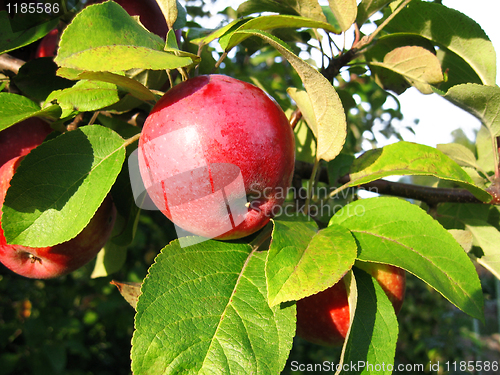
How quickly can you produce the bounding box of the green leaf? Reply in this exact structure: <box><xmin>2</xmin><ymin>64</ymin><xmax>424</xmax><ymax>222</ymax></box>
<box><xmin>0</xmin><ymin>11</ymin><xmax>58</xmax><ymax>55</ymax></box>
<box><xmin>435</xmin><ymin>45</ymin><xmax>483</xmax><ymax>92</ymax></box>
<box><xmin>267</xmin><ymin>219</ymin><xmax>356</xmax><ymax>306</ymax></box>
<box><xmin>90</xmin><ymin>241</ymin><xmax>127</xmax><ymax>278</ymax></box>
<box><xmin>54</xmin><ymin>1</ymin><xmax>192</xmax><ymax>72</ymax></box>
<box><xmin>364</xmin><ymin>34</ymin><xmax>437</xmax><ymax>94</ymax></box>
<box><xmin>464</xmin><ymin>219</ymin><xmax>500</xmax><ymax>280</ymax></box>
<box><xmin>293</xmin><ymin>120</ymin><xmax>317</xmax><ymax>164</ymax></box>
<box><xmin>132</xmin><ymin>241</ymin><xmax>295</xmax><ymax>374</ymax></box>
<box><xmin>443</xmin><ymin>84</ymin><xmax>500</xmax><ymax>138</ymax></box>
<box><xmin>3</xmin><ymin>125</ymin><xmax>126</xmax><ymax>247</ymax></box>
<box><xmin>349</xmin><ymin>141</ymin><xmax>491</xmax><ymax>202</ymax></box>
<box><xmin>190</xmin><ymin>19</ymin><xmax>247</xmax><ymax>47</ymax></box>
<box><xmin>437</xmin><ymin>202</ymin><xmax>490</xmax><ymax>230</ymax></box>
<box><xmin>328</xmin><ymin>0</ymin><xmax>357</xmax><ymax>32</ymax></box>
<box><xmin>56</xmin><ymin>69</ymin><xmax>157</xmax><ymax>103</ymax></box>
<box><xmin>45</xmin><ymin>80</ymin><xmax>121</xmax><ymax>117</ymax></box>
<box><xmin>369</xmin><ymin>46</ymin><xmax>443</xmax><ymax>94</ymax></box>
<box><xmin>287</xmin><ymin>87</ymin><xmax>317</xmax><ymax>137</ymax></box>
<box><xmin>476</xmin><ymin>126</ymin><xmax>496</xmax><ymax>175</ymax></box>
<box><xmin>335</xmin><ymin>270</ymin><xmax>356</xmax><ymax>375</ymax></box>
<box><xmin>220</xmin><ymin>15</ymin><xmax>341</xmax><ymax>51</ymax></box>
<box><xmin>235</xmin><ymin>30</ymin><xmax>346</xmax><ymax>162</ymax></box>
<box><xmin>0</xmin><ymin>93</ymin><xmax>61</xmax><ymax>130</ymax></box>
<box><xmin>436</xmin><ymin>143</ymin><xmax>482</xmax><ymax>171</ymax></box>
<box><xmin>384</xmin><ymin>0</ymin><xmax>496</xmax><ymax>86</ymax></box>
<box><xmin>13</xmin><ymin>58</ymin><xmax>73</xmax><ymax>103</ymax></box>
<box><xmin>329</xmin><ymin>197</ymin><xmax>484</xmax><ymax>320</ymax></box>
<box><xmin>341</xmin><ymin>268</ymin><xmax>398</xmax><ymax>375</ymax></box>
<box><xmin>156</xmin><ymin>0</ymin><xmax>177</xmax><ymax>30</ymax></box>
<box><xmin>291</xmin><ymin>0</ymin><xmax>330</xmax><ymax>23</ymax></box>
<box><xmin>356</xmin><ymin>0</ymin><xmax>394</xmax><ymax>26</ymax></box>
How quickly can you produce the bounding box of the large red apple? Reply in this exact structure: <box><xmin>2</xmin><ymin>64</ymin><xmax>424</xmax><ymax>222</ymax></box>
<box><xmin>0</xmin><ymin>157</ymin><xmax>117</xmax><ymax>279</ymax></box>
<box><xmin>0</xmin><ymin>118</ymin><xmax>53</xmax><ymax>167</ymax></box>
<box><xmin>138</xmin><ymin>74</ymin><xmax>295</xmax><ymax>240</ymax></box>
<box><xmin>296</xmin><ymin>263</ymin><xmax>406</xmax><ymax>347</ymax></box>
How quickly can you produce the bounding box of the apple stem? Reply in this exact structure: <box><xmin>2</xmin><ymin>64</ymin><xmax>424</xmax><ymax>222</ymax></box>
<box><xmin>212</xmin><ymin>52</ymin><xmax>228</xmax><ymax>73</ymax></box>
<box><xmin>122</xmin><ymin>133</ymin><xmax>142</xmax><ymax>148</ymax></box>
<box><xmin>289</xmin><ymin>108</ymin><xmax>302</xmax><ymax>130</ymax></box>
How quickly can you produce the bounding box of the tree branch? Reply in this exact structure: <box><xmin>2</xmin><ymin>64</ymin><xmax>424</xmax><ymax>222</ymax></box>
<box><xmin>0</xmin><ymin>54</ymin><xmax>25</xmax><ymax>75</ymax></box>
<box><xmin>294</xmin><ymin>160</ymin><xmax>489</xmax><ymax>206</ymax></box>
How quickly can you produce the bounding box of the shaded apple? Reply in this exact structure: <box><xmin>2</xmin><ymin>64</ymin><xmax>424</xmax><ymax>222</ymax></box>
<box><xmin>35</xmin><ymin>28</ymin><xmax>60</xmax><ymax>58</ymax></box>
<box><xmin>0</xmin><ymin>118</ymin><xmax>53</xmax><ymax>167</ymax></box>
<box><xmin>0</xmin><ymin>156</ymin><xmax>117</xmax><ymax>279</ymax></box>
<box><xmin>138</xmin><ymin>74</ymin><xmax>295</xmax><ymax>240</ymax></box>
<box><xmin>296</xmin><ymin>263</ymin><xmax>406</xmax><ymax>347</ymax></box>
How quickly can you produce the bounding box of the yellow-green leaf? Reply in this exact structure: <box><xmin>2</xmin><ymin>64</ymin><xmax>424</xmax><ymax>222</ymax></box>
<box><xmin>234</xmin><ymin>30</ymin><xmax>346</xmax><ymax>162</ymax></box>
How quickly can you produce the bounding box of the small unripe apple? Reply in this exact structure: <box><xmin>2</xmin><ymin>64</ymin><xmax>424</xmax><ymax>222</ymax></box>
<box><xmin>0</xmin><ymin>118</ymin><xmax>53</xmax><ymax>167</ymax></box>
<box><xmin>0</xmin><ymin>157</ymin><xmax>117</xmax><ymax>279</ymax></box>
<box><xmin>138</xmin><ymin>75</ymin><xmax>295</xmax><ymax>240</ymax></box>
<box><xmin>296</xmin><ymin>263</ymin><xmax>406</xmax><ymax>347</ymax></box>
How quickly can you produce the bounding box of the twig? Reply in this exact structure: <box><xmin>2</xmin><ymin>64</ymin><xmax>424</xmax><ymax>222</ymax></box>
<box><xmin>353</xmin><ymin>0</ymin><xmax>413</xmax><ymax>51</ymax></box>
<box><xmin>0</xmin><ymin>54</ymin><xmax>25</xmax><ymax>74</ymax></box>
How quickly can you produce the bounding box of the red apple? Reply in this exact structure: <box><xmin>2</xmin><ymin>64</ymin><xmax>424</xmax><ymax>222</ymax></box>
<box><xmin>35</xmin><ymin>28</ymin><xmax>60</xmax><ymax>58</ymax></box>
<box><xmin>296</xmin><ymin>263</ymin><xmax>406</xmax><ymax>347</ymax></box>
<box><xmin>138</xmin><ymin>74</ymin><xmax>295</xmax><ymax>240</ymax></box>
<box><xmin>0</xmin><ymin>118</ymin><xmax>53</xmax><ymax>167</ymax></box>
<box><xmin>0</xmin><ymin>156</ymin><xmax>117</xmax><ymax>279</ymax></box>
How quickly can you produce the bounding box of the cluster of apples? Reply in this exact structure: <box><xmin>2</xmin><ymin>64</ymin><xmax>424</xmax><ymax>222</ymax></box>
<box><xmin>0</xmin><ymin>119</ymin><xmax>116</xmax><ymax>279</ymax></box>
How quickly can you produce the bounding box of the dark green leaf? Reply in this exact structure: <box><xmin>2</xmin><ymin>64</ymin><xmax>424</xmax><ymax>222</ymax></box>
<box><xmin>341</xmin><ymin>267</ymin><xmax>398</xmax><ymax>375</ymax></box>
<box><xmin>0</xmin><ymin>93</ymin><xmax>61</xmax><ymax>130</ymax></box>
<box><xmin>13</xmin><ymin>58</ymin><xmax>73</xmax><ymax>102</ymax></box>
<box><xmin>0</xmin><ymin>11</ymin><xmax>58</xmax><ymax>55</ymax></box>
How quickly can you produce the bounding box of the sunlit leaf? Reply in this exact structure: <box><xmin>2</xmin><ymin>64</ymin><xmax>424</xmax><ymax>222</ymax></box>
<box><xmin>329</xmin><ymin>197</ymin><xmax>484</xmax><ymax>320</ymax></box>
<box><xmin>132</xmin><ymin>240</ymin><xmax>295</xmax><ymax>374</ymax></box>
<box><xmin>369</xmin><ymin>46</ymin><xmax>443</xmax><ymax>94</ymax></box>
<box><xmin>349</xmin><ymin>141</ymin><xmax>491</xmax><ymax>202</ymax></box>
<box><xmin>384</xmin><ymin>0</ymin><xmax>496</xmax><ymax>86</ymax></box>
<box><xmin>328</xmin><ymin>0</ymin><xmax>357</xmax><ymax>32</ymax></box>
